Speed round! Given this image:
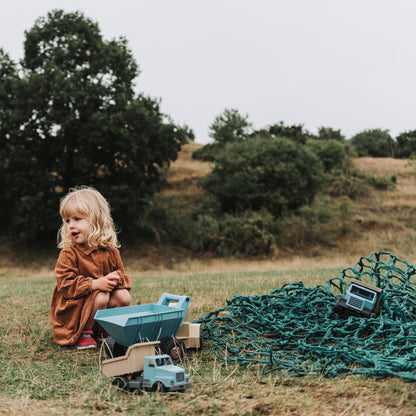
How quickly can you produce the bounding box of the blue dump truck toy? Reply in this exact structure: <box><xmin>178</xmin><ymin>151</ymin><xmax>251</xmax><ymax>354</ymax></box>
<box><xmin>95</xmin><ymin>293</ymin><xmax>201</xmax><ymax>391</ymax></box>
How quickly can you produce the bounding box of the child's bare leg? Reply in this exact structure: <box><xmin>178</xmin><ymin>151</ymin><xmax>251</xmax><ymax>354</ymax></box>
<box><xmin>84</xmin><ymin>291</ymin><xmax>110</xmax><ymax>330</ymax></box>
<box><xmin>108</xmin><ymin>289</ymin><xmax>131</xmax><ymax>308</ymax></box>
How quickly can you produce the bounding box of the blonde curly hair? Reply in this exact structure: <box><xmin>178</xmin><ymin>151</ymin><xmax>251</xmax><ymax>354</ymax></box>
<box><xmin>57</xmin><ymin>186</ymin><xmax>120</xmax><ymax>249</ymax></box>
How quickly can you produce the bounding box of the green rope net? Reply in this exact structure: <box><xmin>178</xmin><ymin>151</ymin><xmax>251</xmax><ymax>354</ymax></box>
<box><xmin>196</xmin><ymin>252</ymin><xmax>416</xmax><ymax>381</ymax></box>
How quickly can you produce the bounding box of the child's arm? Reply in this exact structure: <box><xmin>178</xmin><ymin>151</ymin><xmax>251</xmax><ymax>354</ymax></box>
<box><xmin>55</xmin><ymin>248</ymin><xmax>94</xmax><ymax>300</ymax></box>
<box><xmin>109</xmin><ymin>248</ymin><xmax>132</xmax><ymax>290</ymax></box>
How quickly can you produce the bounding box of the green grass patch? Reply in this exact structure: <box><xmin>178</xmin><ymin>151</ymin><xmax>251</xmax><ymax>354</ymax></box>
<box><xmin>1</xmin><ymin>267</ymin><xmax>416</xmax><ymax>415</ymax></box>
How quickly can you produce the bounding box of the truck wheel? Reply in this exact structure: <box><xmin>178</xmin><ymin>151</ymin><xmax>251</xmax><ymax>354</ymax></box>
<box><xmin>160</xmin><ymin>337</ymin><xmax>186</xmax><ymax>363</ymax></box>
<box><xmin>103</xmin><ymin>336</ymin><xmax>115</xmax><ymax>357</ymax></box>
<box><xmin>112</xmin><ymin>376</ymin><xmax>127</xmax><ymax>389</ymax></box>
<box><xmin>113</xmin><ymin>342</ymin><xmax>127</xmax><ymax>357</ymax></box>
<box><xmin>103</xmin><ymin>337</ymin><xmax>127</xmax><ymax>358</ymax></box>
<box><xmin>333</xmin><ymin>298</ymin><xmax>348</xmax><ymax>316</ymax></box>
<box><xmin>152</xmin><ymin>381</ymin><xmax>166</xmax><ymax>392</ymax></box>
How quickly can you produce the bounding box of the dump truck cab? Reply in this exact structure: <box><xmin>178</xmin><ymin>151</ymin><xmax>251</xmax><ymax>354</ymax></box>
<box><xmin>142</xmin><ymin>355</ymin><xmax>191</xmax><ymax>391</ymax></box>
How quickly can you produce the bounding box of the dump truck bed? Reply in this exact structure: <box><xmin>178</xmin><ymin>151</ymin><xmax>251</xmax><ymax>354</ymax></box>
<box><xmin>95</xmin><ymin>293</ymin><xmax>191</xmax><ymax>347</ymax></box>
<box><xmin>101</xmin><ymin>341</ymin><xmax>159</xmax><ymax>378</ymax></box>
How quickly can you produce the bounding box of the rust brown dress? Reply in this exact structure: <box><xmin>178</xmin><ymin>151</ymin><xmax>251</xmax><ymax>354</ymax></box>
<box><xmin>50</xmin><ymin>244</ymin><xmax>132</xmax><ymax>345</ymax></box>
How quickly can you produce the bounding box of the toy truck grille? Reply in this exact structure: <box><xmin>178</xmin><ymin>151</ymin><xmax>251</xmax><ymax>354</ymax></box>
<box><xmin>347</xmin><ymin>295</ymin><xmax>364</xmax><ymax>310</ymax></box>
<box><xmin>347</xmin><ymin>283</ymin><xmax>376</xmax><ymax>311</ymax></box>
<box><xmin>176</xmin><ymin>372</ymin><xmax>184</xmax><ymax>382</ymax></box>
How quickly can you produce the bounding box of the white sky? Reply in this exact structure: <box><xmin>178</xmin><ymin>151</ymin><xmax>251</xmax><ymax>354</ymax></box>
<box><xmin>1</xmin><ymin>0</ymin><xmax>415</xmax><ymax>143</ymax></box>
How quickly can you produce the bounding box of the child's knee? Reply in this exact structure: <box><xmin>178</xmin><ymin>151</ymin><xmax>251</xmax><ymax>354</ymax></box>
<box><xmin>111</xmin><ymin>289</ymin><xmax>131</xmax><ymax>307</ymax></box>
<box><xmin>118</xmin><ymin>289</ymin><xmax>131</xmax><ymax>306</ymax></box>
<box><xmin>94</xmin><ymin>291</ymin><xmax>110</xmax><ymax>308</ymax></box>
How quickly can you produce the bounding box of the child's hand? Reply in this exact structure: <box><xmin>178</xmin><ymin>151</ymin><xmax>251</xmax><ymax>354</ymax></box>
<box><xmin>92</xmin><ymin>272</ymin><xmax>120</xmax><ymax>292</ymax></box>
<box><xmin>105</xmin><ymin>271</ymin><xmax>120</xmax><ymax>280</ymax></box>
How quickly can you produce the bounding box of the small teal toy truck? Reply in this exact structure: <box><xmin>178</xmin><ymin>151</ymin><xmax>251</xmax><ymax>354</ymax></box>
<box><xmin>333</xmin><ymin>278</ymin><xmax>383</xmax><ymax>318</ymax></box>
<box><xmin>111</xmin><ymin>354</ymin><xmax>191</xmax><ymax>392</ymax></box>
<box><xmin>96</xmin><ymin>294</ymin><xmax>201</xmax><ymax>391</ymax></box>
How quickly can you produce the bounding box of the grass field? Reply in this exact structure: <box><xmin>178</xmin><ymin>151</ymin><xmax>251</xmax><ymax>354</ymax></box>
<box><xmin>3</xmin><ymin>148</ymin><xmax>416</xmax><ymax>415</ymax></box>
<box><xmin>2</xmin><ymin>264</ymin><xmax>416</xmax><ymax>416</ymax></box>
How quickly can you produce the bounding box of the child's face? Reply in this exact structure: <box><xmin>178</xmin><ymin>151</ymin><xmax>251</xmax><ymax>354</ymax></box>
<box><xmin>64</xmin><ymin>215</ymin><xmax>90</xmax><ymax>246</ymax></box>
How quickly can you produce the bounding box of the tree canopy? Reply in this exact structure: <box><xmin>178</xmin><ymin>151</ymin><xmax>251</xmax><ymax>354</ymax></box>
<box><xmin>395</xmin><ymin>130</ymin><xmax>416</xmax><ymax>158</ymax></box>
<box><xmin>199</xmin><ymin>136</ymin><xmax>325</xmax><ymax>217</ymax></box>
<box><xmin>350</xmin><ymin>129</ymin><xmax>394</xmax><ymax>157</ymax></box>
<box><xmin>208</xmin><ymin>108</ymin><xmax>252</xmax><ymax>144</ymax></box>
<box><xmin>0</xmin><ymin>10</ymin><xmax>188</xmax><ymax>241</ymax></box>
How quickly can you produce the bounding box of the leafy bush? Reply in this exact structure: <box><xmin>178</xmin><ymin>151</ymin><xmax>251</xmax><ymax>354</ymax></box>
<box><xmin>350</xmin><ymin>129</ymin><xmax>394</xmax><ymax>157</ymax></box>
<box><xmin>192</xmin><ymin>142</ymin><xmax>223</xmax><ymax>162</ymax></box>
<box><xmin>185</xmin><ymin>211</ymin><xmax>277</xmax><ymax>257</ymax></box>
<box><xmin>198</xmin><ymin>136</ymin><xmax>325</xmax><ymax>217</ymax></box>
<box><xmin>326</xmin><ymin>168</ymin><xmax>367</xmax><ymax>199</ymax></box>
<box><xmin>266</xmin><ymin>121</ymin><xmax>311</xmax><ymax>144</ymax></box>
<box><xmin>317</xmin><ymin>127</ymin><xmax>345</xmax><ymax>142</ymax></box>
<box><xmin>352</xmin><ymin>171</ymin><xmax>396</xmax><ymax>190</ymax></box>
<box><xmin>276</xmin><ymin>198</ymin><xmax>341</xmax><ymax>247</ymax></box>
<box><xmin>325</xmin><ymin>165</ymin><xmax>396</xmax><ymax>199</ymax></box>
<box><xmin>395</xmin><ymin>130</ymin><xmax>416</xmax><ymax>158</ymax></box>
<box><xmin>182</xmin><ymin>198</ymin><xmax>349</xmax><ymax>255</ymax></box>
<box><xmin>306</xmin><ymin>139</ymin><xmax>347</xmax><ymax>172</ymax></box>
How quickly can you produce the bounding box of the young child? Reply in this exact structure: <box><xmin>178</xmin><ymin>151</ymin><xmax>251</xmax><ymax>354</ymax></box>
<box><xmin>50</xmin><ymin>186</ymin><xmax>132</xmax><ymax>349</ymax></box>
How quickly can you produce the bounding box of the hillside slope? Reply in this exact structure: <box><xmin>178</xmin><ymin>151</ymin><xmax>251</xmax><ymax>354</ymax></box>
<box><xmin>153</xmin><ymin>143</ymin><xmax>416</xmax><ymax>270</ymax></box>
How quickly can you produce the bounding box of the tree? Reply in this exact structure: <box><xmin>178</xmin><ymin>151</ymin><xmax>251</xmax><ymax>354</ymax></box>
<box><xmin>198</xmin><ymin>136</ymin><xmax>324</xmax><ymax>217</ymax></box>
<box><xmin>0</xmin><ymin>10</ymin><xmax>188</xmax><ymax>241</ymax></box>
<box><xmin>350</xmin><ymin>129</ymin><xmax>394</xmax><ymax>157</ymax></box>
<box><xmin>395</xmin><ymin>130</ymin><xmax>416</xmax><ymax>158</ymax></box>
<box><xmin>267</xmin><ymin>121</ymin><xmax>311</xmax><ymax>144</ymax></box>
<box><xmin>208</xmin><ymin>108</ymin><xmax>252</xmax><ymax>144</ymax></box>
<box><xmin>193</xmin><ymin>108</ymin><xmax>252</xmax><ymax>162</ymax></box>
<box><xmin>306</xmin><ymin>139</ymin><xmax>347</xmax><ymax>172</ymax></box>
<box><xmin>0</xmin><ymin>50</ymin><xmax>21</xmax><ymax>230</ymax></box>
<box><xmin>317</xmin><ymin>127</ymin><xmax>345</xmax><ymax>142</ymax></box>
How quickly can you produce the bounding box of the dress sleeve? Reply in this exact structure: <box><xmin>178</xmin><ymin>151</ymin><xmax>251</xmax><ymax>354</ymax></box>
<box><xmin>112</xmin><ymin>249</ymin><xmax>132</xmax><ymax>290</ymax></box>
<box><xmin>55</xmin><ymin>248</ymin><xmax>93</xmax><ymax>300</ymax></box>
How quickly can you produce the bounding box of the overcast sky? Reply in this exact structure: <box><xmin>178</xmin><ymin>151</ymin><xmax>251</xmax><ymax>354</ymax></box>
<box><xmin>1</xmin><ymin>0</ymin><xmax>415</xmax><ymax>143</ymax></box>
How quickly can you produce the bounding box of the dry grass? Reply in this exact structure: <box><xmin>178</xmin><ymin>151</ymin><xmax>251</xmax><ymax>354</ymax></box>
<box><xmin>342</xmin><ymin>157</ymin><xmax>416</xmax><ymax>265</ymax></box>
<box><xmin>161</xmin><ymin>142</ymin><xmax>213</xmax><ymax>201</ymax></box>
<box><xmin>2</xmin><ymin>376</ymin><xmax>416</xmax><ymax>416</ymax></box>
<box><xmin>2</xmin><ymin>266</ymin><xmax>416</xmax><ymax>416</ymax></box>
<box><xmin>169</xmin><ymin>142</ymin><xmax>213</xmax><ymax>180</ymax></box>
